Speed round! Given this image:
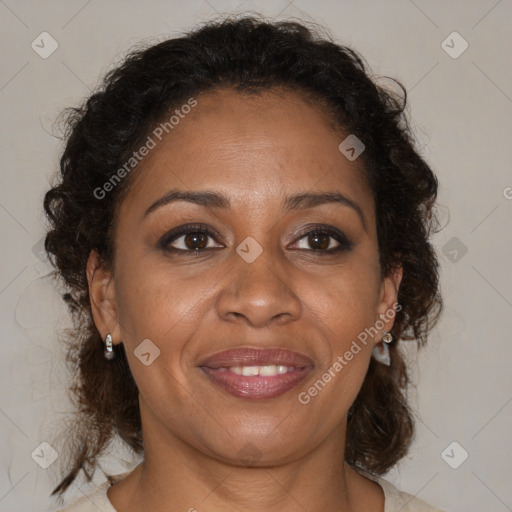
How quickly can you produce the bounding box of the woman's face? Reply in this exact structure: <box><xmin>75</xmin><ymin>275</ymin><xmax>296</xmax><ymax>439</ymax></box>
<box><xmin>88</xmin><ymin>87</ymin><xmax>401</xmax><ymax>465</ymax></box>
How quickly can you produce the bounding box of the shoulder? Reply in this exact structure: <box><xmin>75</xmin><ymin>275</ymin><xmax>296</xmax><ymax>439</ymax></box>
<box><xmin>56</xmin><ymin>468</ymin><xmax>135</xmax><ymax>512</ymax></box>
<box><xmin>377</xmin><ymin>477</ymin><xmax>446</xmax><ymax>512</ymax></box>
<box><xmin>56</xmin><ymin>481</ymin><xmax>115</xmax><ymax>512</ymax></box>
<box><xmin>355</xmin><ymin>467</ymin><xmax>447</xmax><ymax>512</ymax></box>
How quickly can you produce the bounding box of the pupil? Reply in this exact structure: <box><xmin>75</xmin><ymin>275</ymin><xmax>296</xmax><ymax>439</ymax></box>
<box><xmin>309</xmin><ymin>233</ymin><xmax>329</xmax><ymax>250</ymax></box>
<box><xmin>185</xmin><ymin>232</ymin><xmax>207</xmax><ymax>250</ymax></box>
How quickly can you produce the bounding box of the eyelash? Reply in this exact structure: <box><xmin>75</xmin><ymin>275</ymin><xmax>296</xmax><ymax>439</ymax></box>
<box><xmin>157</xmin><ymin>223</ymin><xmax>354</xmax><ymax>256</ymax></box>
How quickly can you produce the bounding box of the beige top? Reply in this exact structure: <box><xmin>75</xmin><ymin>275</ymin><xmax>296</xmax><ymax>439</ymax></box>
<box><xmin>58</xmin><ymin>466</ymin><xmax>446</xmax><ymax>512</ymax></box>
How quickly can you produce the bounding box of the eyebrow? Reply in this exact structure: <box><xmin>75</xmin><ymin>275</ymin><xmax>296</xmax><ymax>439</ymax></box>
<box><xmin>143</xmin><ymin>189</ymin><xmax>366</xmax><ymax>229</ymax></box>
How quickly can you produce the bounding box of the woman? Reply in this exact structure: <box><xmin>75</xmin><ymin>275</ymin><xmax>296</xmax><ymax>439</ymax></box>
<box><xmin>45</xmin><ymin>16</ymin><xmax>444</xmax><ymax>512</ymax></box>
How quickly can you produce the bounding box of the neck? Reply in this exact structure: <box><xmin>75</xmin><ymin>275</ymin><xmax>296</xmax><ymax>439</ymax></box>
<box><xmin>107</xmin><ymin>400</ymin><xmax>384</xmax><ymax>512</ymax></box>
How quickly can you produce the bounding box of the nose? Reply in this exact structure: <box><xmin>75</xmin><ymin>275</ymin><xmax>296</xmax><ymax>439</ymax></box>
<box><xmin>215</xmin><ymin>245</ymin><xmax>302</xmax><ymax>328</ymax></box>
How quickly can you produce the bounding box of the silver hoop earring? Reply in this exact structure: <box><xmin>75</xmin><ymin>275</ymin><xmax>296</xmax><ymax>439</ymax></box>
<box><xmin>372</xmin><ymin>331</ymin><xmax>393</xmax><ymax>366</ymax></box>
<box><xmin>104</xmin><ymin>333</ymin><xmax>114</xmax><ymax>360</ymax></box>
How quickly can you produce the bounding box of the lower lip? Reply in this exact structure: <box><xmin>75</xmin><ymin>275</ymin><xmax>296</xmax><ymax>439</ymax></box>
<box><xmin>199</xmin><ymin>366</ymin><xmax>313</xmax><ymax>399</ymax></box>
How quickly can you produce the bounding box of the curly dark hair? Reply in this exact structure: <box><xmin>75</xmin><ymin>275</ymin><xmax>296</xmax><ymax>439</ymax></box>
<box><xmin>44</xmin><ymin>15</ymin><xmax>442</xmax><ymax>500</ymax></box>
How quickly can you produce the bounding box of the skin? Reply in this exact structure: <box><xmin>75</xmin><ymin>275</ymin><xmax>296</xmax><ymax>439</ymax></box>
<box><xmin>87</xmin><ymin>87</ymin><xmax>402</xmax><ymax>512</ymax></box>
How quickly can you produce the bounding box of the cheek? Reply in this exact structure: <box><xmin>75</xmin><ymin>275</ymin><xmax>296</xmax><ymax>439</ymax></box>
<box><xmin>113</xmin><ymin>253</ymin><xmax>224</xmax><ymax>394</ymax></box>
<box><xmin>305</xmin><ymin>256</ymin><xmax>381</xmax><ymax>387</ymax></box>
<box><xmin>319</xmin><ymin>284</ymin><xmax>377</xmax><ymax>375</ymax></box>
<box><xmin>324</xmin><ymin>282</ymin><xmax>380</xmax><ymax>341</ymax></box>
<box><xmin>112</xmin><ymin>255</ymin><xmax>194</xmax><ymax>357</ymax></box>
<box><xmin>112</xmin><ymin>261</ymin><xmax>201</xmax><ymax>405</ymax></box>
<box><xmin>315</xmin><ymin>256</ymin><xmax>382</xmax><ymax>336</ymax></box>
<box><xmin>299</xmin><ymin>283</ymin><xmax>377</xmax><ymax>417</ymax></box>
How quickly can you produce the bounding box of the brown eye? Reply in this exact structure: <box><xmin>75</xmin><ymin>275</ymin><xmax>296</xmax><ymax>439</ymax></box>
<box><xmin>158</xmin><ymin>223</ymin><xmax>224</xmax><ymax>254</ymax></box>
<box><xmin>183</xmin><ymin>232</ymin><xmax>209</xmax><ymax>250</ymax></box>
<box><xmin>306</xmin><ymin>232</ymin><xmax>331</xmax><ymax>251</ymax></box>
<box><xmin>293</xmin><ymin>226</ymin><xmax>354</xmax><ymax>254</ymax></box>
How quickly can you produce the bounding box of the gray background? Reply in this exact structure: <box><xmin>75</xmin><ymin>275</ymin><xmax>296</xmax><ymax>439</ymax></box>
<box><xmin>0</xmin><ymin>1</ymin><xmax>511</xmax><ymax>511</ymax></box>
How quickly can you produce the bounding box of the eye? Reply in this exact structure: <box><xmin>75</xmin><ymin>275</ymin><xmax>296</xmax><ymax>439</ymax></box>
<box><xmin>158</xmin><ymin>223</ymin><xmax>354</xmax><ymax>256</ymax></box>
<box><xmin>292</xmin><ymin>226</ymin><xmax>354</xmax><ymax>254</ymax></box>
<box><xmin>158</xmin><ymin>223</ymin><xmax>224</xmax><ymax>254</ymax></box>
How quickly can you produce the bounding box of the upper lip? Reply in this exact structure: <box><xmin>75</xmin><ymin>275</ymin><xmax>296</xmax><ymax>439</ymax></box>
<box><xmin>198</xmin><ymin>347</ymin><xmax>314</xmax><ymax>369</ymax></box>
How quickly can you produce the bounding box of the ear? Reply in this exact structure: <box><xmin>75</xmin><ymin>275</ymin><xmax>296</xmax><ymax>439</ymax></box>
<box><xmin>86</xmin><ymin>250</ymin><xmax>122</xmax><ymax>344</ymax></box>
<box><xmin>375</xmin><ymin>264</ymin><xmax>403</xmax><ymax>343</ymax></box>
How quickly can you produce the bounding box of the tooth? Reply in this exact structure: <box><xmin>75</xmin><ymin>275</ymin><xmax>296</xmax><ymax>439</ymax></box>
<box><xmin>259</xmin><ymin>365</ymin><xmax>278</xmax><ymax>376</ymax></box>
<box><xmin>226</xmin><ymin>365</ymin><xmax>297</xmax><ymax>376</ymax></box>
<box><xmin>242</xmin><ymin>366</ymin><xmax>260</xmax><ymax>376</ymax></box>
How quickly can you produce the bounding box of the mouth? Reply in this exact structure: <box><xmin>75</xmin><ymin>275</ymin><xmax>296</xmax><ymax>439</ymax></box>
<box><xmin>198</xmin><ymin>347</ymin><xmax>314</xmax><ymax>399</ymax></box>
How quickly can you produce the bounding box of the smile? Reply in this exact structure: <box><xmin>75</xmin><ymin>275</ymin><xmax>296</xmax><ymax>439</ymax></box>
<box><xmin>199</xmin><ymin>365</ymin><xmax>312</xmax><ymax>399</ymax></box>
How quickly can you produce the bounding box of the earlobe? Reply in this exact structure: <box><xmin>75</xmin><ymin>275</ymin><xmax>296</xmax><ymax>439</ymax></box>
<box><xmin>376</xmin><ymin>264</ymin><xmax>403</xmax><ymax>334</ymax></box>
<box><xmin>86</xmin><ymin>250</ymin><xmax>121</xmax><ymax>343</ymax></box>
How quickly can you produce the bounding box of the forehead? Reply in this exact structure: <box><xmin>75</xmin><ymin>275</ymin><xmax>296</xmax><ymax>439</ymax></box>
<box><xmin>119</xmin><ymin>87</ymin><xmax>374</xmax><ymax>220</ymax></box>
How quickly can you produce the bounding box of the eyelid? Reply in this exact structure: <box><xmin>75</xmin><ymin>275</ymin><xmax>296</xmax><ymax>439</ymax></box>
<box><xmin>157</xmin><ymin>223</ymin><xmax>225</xmax><ymax>252</ymax></box>
<box><xmin>290</xmin><ymin>224</ymin><xmax>354</xmax><ymax>252</ymax></box>
<box><xmin>158</xmin><ymin>222</ymin><xmax>354</xmax><ymax>255</ymax></box>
